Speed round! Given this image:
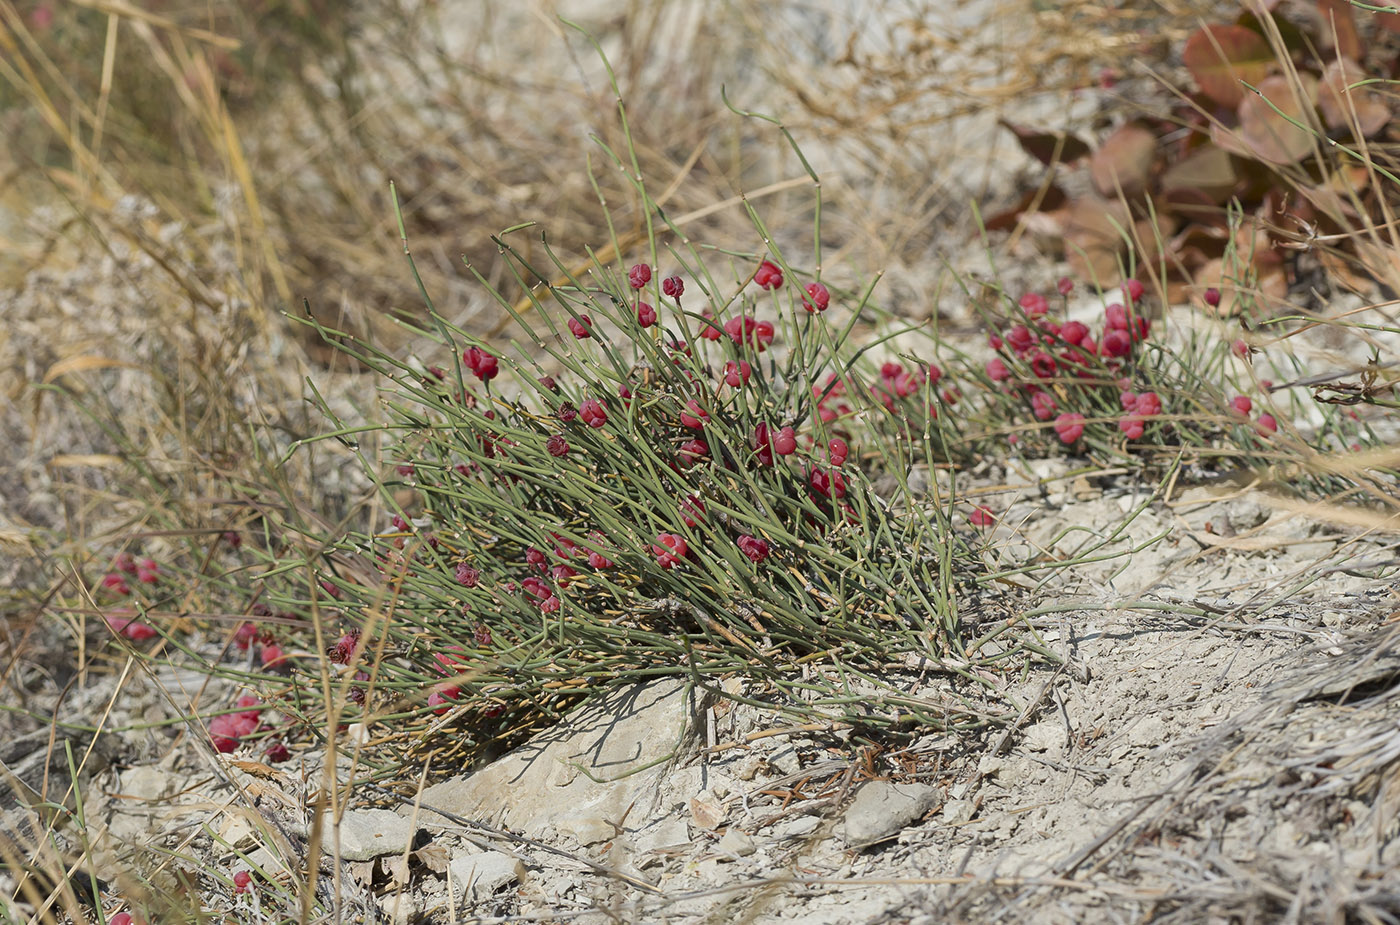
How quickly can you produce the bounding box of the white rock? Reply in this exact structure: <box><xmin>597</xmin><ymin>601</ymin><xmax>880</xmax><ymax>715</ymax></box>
<box><xmin>334</xmin><ymin>808</ymin><xmax>416</xmax><ymax>861</ymax></box>
<box><xmin>1022</xmin><ymin>722</ymin><xmax>1069</xmax><ymax>755</ymax></box>
<box><xmin>941</xmin><ymin>799</ymin><xmax>976</xmax><ymax>824</ymax></box>
<box><xmin>449</xmin><ymin>850</ymin><xmax>521</xmax><ymax>901</ymax></box>
<box><xmin>715</xmin><ymin>827</ymin><xmax>756</xmax><ymax>858</ymax></box>
<box><xmin>774</xmin><ymin>815</ymin><xmax>822</xmax><ymax>839</ymax></box>
<box><xmin>119</xmin><ymin>765</ymin><xmax>173</xmax><ymax>801</ymax></box>
<box><xmin>413</xmin><ymin>681</ymin><xmax>698</xmax><ymax>844</ymax></box>
<box><xmin>841</xmin><ymin>781</ymin><xmax>939</xmax><ymax>845</ymax></box>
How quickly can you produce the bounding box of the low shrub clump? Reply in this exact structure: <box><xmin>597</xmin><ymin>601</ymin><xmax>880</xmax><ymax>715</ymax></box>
<box><xmin>225</xmin><ymin>113</ymin><xmax>1046</xmax><ymax>771</ymax></box>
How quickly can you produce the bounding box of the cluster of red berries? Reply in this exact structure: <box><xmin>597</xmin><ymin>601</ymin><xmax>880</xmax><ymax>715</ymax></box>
<box><xmin>209</xmin><ymin>694</ymin><xmax>262</xmax><ymax>753</ymax></box>
<box><xmin>99</xmin><ymin>553</ymin><xmax>164</xmax><ymax>640</ymax></box>
<box><xmin>985</xmin><ymin>280</ymin><xmax>1168</xmax><ymax>447</ymax></box>
<box><xmin>232</xmin><ymin>604</ymin><xmax>295</xmax><ymax>671</ymax></box>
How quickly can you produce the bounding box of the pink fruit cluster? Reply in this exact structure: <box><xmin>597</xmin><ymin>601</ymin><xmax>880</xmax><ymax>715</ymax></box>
<box><xmin>210</xmin><ymin>695</ymin><xmax>262</xmax><ymax>753</ymax></box>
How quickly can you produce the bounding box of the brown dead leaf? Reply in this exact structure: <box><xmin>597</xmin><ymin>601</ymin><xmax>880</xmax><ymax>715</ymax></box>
<box><xmin>385</xmin><ymin>853</ymin><xmax>412</xmax><ymax>886</ymax></box>
<box><xmin>414</xmin><ymin>841</ymin><xmax>450</xmax><ymax>874</ymax></box>
<box><xmin>1091</xmin><ymin>122</ymin><xmax>1158</xmax><ymax>199</ymax></box>
<box><xmin>1319</xmin><ymin>58</ymin><xmax>1390</xmax><ymax>137</ymax></box>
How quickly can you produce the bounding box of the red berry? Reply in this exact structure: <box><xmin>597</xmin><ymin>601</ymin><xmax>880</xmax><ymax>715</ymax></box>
<box><xmin>331</xmin><ymin>631</ymin><xmax>360</xmax><ymax>664</ymax></box>
<box><xmin>827</xmin><ymin>438</ymin><xmax>849</xmax><ymax>467</ymax></box>
<box><xmin>1119</xmin><ymin>416</ymin><xmax>1145</xmax><ymax>440</ymax></box>
<box><xmin>803</xmin><ymin>282</ymin><xmax>830</xmax><ymax>312</ymax></box>
<box><xmin>233</xmin><ymin>870</ymin><xmax>253</xmax><ymax>893</ymax></box>
<box><xmin>970</xmin><ymin>506</ymin><xmax>996</xmax><ymax>527</ymax></box>
<box><xmin>1105</xmin><ymin>303</ymin><xmax>1129</xmax><ymax>331</ymax></box>
<box><xmin>773</xmin><ymin>426</ymin><xmax>798</xmax><ymax>456</ymax></box>
<box><xmin>1257</xmin><ymin>413</ymin><xmax>1278</xmax><ymax>434</ymax></box>
<box><xmin>587</xmin><ymin>550</ymin><xmax>614</xmax><ymax>569</ymax></box>
<box><xmin>1059</xmin><ymin>320</ymin><xmax>1088</xmax><ymax>346</ymax></box>
<box><xmin>110</xmin><ymin>914</ymin><xmax>133</xmax><ymax>925</ymax></box>
<box><xmin>754</xmin><ymin>260</ymin><xmax>784</xmax><ymax>289</ymax></box>
<box><xmin>1101</xmin><ymin>329</ymin><xmax>1131</xmax><ymax>358</ymax></box>
<box><xmin>1019</xmin><ymin>292</ymin><xmax>1049</xmax><ymax>318</ymax></box>
<box><xmin>698</xmin><ymin>310</ymin><xmax>723</xmax><ymax>341</ymax></box>
<box><xmin>737</xmin><ymin>535</ymin><xmax>770</xmax><ymax>563</ymax></box>
<box><xmin>1230</xmin><ymin>395</ymin><xmax>1253</xmax><ymax>415</ymax></box>
<box><xmin>105</xmin><ymin>614</ymin><xmax>157</xmax><ymax>640</ymax></box>
<box><xmin>1121</xmin><ymin>278</ymin><xmax>1145</xmax><ymax>303</ymax></box>
<box><xmin>808</xmin><ymin>466</ymin><xmax>847</xmax><ymax>499</ymax></box>
<box><xmin>113</xmin><ymin>552</ymin><xmax>137</xmax><ymax>574</ymax></box>
<box><xmin>455</xmin><ymin>563</ymin><xmax>480</xmax><ymax>587</ymax></box>
<box><xmin>1057</xmin><ymin>276</ymin><xmax>1074</xmax><ymax>296</ymax></box>
<box><xmin>652</xmin><ymin>533</ymin><xmax>688</xmax><ymax>569</ymax></box>
<box><xmin>678</xmin><ymin>438</ymin><xmax>709</xmax><ymax>467</ymax></box>
<box><xmin>629</xmin><ymin>263</ymin><xmax>651</xmax><ymax>290</ymax></box>
<box><xmin>724</xmin><ymin>315</ymin><xmax>775</xmax><ymax>352</ymax></box>
<box><xmin>1030</xmin><ymin>351</ymin><xmax>1057</xmax><ymax>379</ymax></box>
<box><xmin>680</xmin><ymin>494</ymin><xmax>706</xmax><ymax>528</ymax></box>
<box><xmin>265</xmin><ymin>741</ymin><xmax>291</xmax><ymax>763</ymax></box>
<box><xmin>637</xmin><ymin>302</ymin><xmax>657</xmax><ymax>328</ymax></box>
<box><xmin>464</xmin><ymin>346</ymin><xmax>499</xmax><ymax>382</ymax></box>
<box><xmin>545</xmin><ymin>434</ymin><xmax>569</xmax><ymax>457</ymax></box>
<box><xmin>679</xmin><ymin>399</ymin><xmax>709</xmax><ymax>430</ymax></box>
<box><xmin>539</xmin><ymin>595</ymin><xmax>561</xmax><ymax>614</ymax></box>
<box><xmin>558</xmin><ymin>402</ymin><xmax>578</xmax><ymax>423</ymax></box>
<box><xmin>428</xmin><ymin>686</ymin><xmax>459</xmax><ymax>715</ymax></box>
<box><xmin>1007</xmin><ymin>324</ymin><xmax>1034</xmax><ymax>353</ymax></box>
<box><xmin>101</xmin><ymin>573</ymin><xmax>130</xmax><ymax>595</ymax></box>
<box><xmin>1031</xmin><ymin>391</ymin><xmax>1057</xmax><ymax>421</ymax></box>
<box><xmin>222</xmin><ymin>530</ymin><xmax>242</xmax><ymax>548</ymax></box>
<box><xmin>1053</xmin><ymin>412</ymin><xmax>1086</xmax><ymax>444</ymax></box>
<box><xmin>753</xmin><ymin>423</ymin><xmax>775</xmax><ymax>466</ymax></box>
<box><xmin>662</xmin><ymin>276</ymin><xmax>684</xmax><ymax>298</ymax></box>
<box><xmin>1205</xmin><ymin>287</ymin><xmax>1222</xmax><ymax>307</ymax></box>
<box><xmin>567</xmin><ymin>315</ymin><xmax>593</xmax><ymax>339</ymax></box>
<box><xmin>233</xmin><ymin>621</ymin><xmax>258</xmax><ymax>651</ymax></box>
<box><xmin>579</xmin><ymin>399</ymin><xmax>608</xmax><ymax>428</ymax></box>
<box><xmin>925</xmin><ymin>363</ymin><xmax>943</xmax><ymax>385</ymax></box>
<box><xmin>986</xmin><ymin>357</ymin><xmax>1011</xmax><ymax>382</ymax></box>
<box><xmin>260</xmin><ymin>643</ymin><xmax>287</xmax><ymax>669</ymax></box>
<box><xmin>1231</xmin><ymin>338</ymin><xmax>1251</xmax><ymax>359</ymax></box>
<box><xmin>722</xmin><ymin>360</ymin><xmax>752</xmax><ymax>388</ymax></box>
<box><xmin>1133</xmin><ymin>392</ymin><xmax>1162</xmax><ymax>416</ymax></box>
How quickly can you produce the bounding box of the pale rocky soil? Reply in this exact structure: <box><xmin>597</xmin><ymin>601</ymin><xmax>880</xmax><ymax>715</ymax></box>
<box><xmin>21</xmin><ymin>478</ymin><xmax>1394</xmax><ymax>924</ymax></box>
<box><xmin>3</xmin><ymin>3</ymin><xmax>1400</xmax><ymax>924</ymax></box>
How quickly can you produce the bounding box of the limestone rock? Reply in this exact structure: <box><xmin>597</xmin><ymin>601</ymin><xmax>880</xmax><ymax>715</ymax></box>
<box><xmin>842</xmin><ymin>781</ymin><xmax>939</xmax><ymax>845</ymax></box>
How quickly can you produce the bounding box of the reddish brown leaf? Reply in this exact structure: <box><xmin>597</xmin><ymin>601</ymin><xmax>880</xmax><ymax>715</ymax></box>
<box><xmin>1090</xmin><ymin>122</ymin><xmax>1158</xmax><ymax>198</ymax></box>
<box><xmin>999</xmin><ymin>120</ymin><xmax>1092</xmax><ymax>166</ymax></box>
<box><xmin>1237</xmin><ymin>73</ymin><xmax>1319</xmax><ymax>165</ymax></box>
<box><xmin>1183</xmin><ymin>25</ymin><xmax>1274</xmax><ymax>109</ymax></box>
<box><xmin>1316</xmin><ymin>0</ymin><xmax>1363</xmax><ymax>61</ymax></box>
<box><xmin>982</xmin><ymin>184</ymin><xmax>1068</xmax><ymax>233</ymax></box>
<box><xmin>1160</xmin><ymin>143</ymin><xmax>1238</xmax><ymax>203</ymax></box>
<box><xmin>1318</xmin><ymin>58</ymin><xmax>1390</xmax><ymax>137</ymax></box>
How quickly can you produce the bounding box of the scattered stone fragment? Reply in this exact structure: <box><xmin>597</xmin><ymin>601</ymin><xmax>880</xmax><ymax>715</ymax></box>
<box><xmin>449</xmin><ymin>850</ymin><xmax>521</xmax><ymax>901</ymax></box>
<box><xmin>842</xmin><ymin>781</ymin><xmax>940</xmax><ymax>846</ymax></box>
<box><xmin>941</xmin><ymin>799</ymin><xmax>976</xmax><ymax>824</ymax></box>
<box><xmin>773</xmin><ymin>814</ymin><xmax>822</xmax><ymax>839</ymax></box>
<box><xmin>715</xmin><ymin>827</ymin><xmax>756</xmax><ymax>858</ymax></box>
<box><xmin>1022</xmin><ymin>722</ymin><xmax>1069</xmax><ymax>755</ymax></box>
<box><xmin>335</xmin><ymin>808</ymin><xmax>416</xmax><ymax>861</ymax></box>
